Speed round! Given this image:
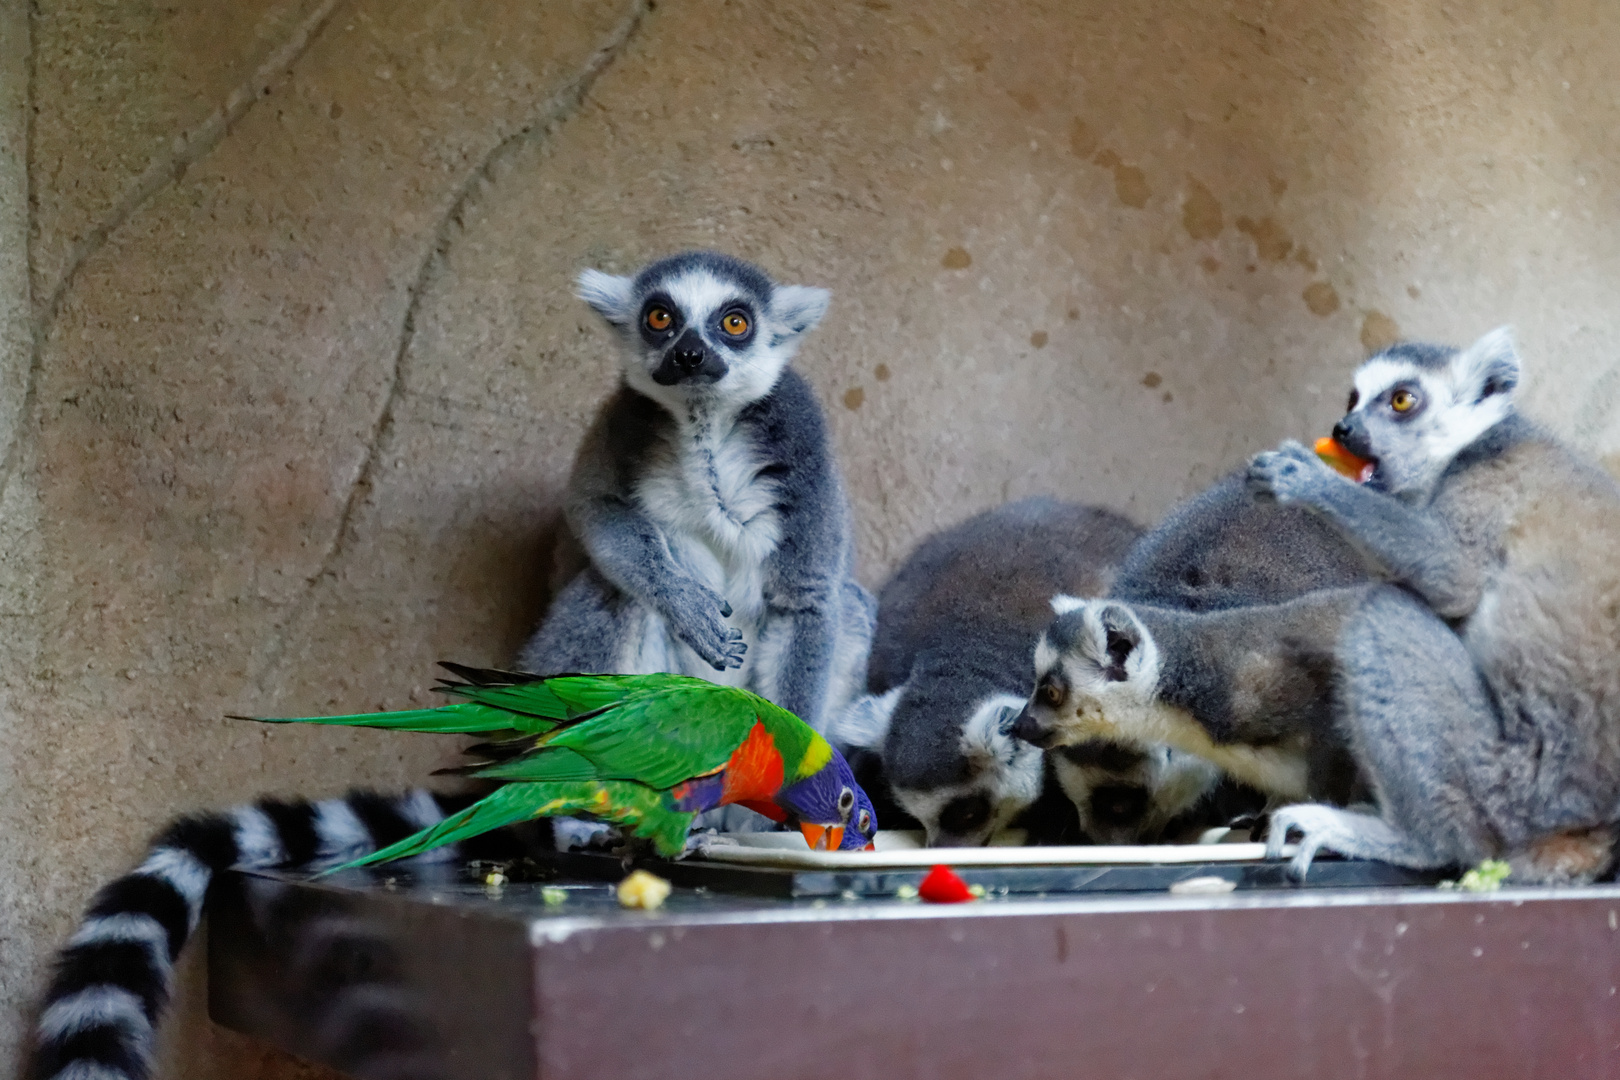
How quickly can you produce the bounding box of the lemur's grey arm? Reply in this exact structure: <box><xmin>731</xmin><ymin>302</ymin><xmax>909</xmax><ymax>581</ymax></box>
<box><xmin>565</xmin><ymin>394</ymin><xmax>746</xmax><ymax>670</ymax></box>
<box><xmin>752</xmin><ymin>372</ymin><xmax>854</xmax><ymax>725</ymax></box>
<box><xmin>1247</xmin><ymin>441</ymin><xmax>1482</xmax><ymax>619</ymax></box>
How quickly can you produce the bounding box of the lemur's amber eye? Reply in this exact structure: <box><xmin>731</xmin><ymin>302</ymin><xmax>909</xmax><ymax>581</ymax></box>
<box><xmin>645</xmin><ymin>307</ymin><xmax>672</xmax><ymax>332</ymax></box>
<box><xmin>1390</xmin><ymin>388</ymin><xmax>1417</xmax><ymax>413</ymax></box>
<box><xmin>721</xmin><ymin>311</ymin><xmax>749</xmax><ymax>337</ymax></box>
<box><xmin>1040</xmin><ymin>683</ymin><xmax>1062</xmax><ymax>708</ymax></box>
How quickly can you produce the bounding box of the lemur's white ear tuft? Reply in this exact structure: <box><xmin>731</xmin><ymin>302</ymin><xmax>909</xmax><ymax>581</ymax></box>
<box><xmin>1454</xmin><ymin>325</ymin><xmax>1521</xmax><ymax>403</ymax></box>
<box><xmin>826</xmin><ymin>686</ymin><xmax>901</xmax><ymax>750</ymax></box>
<box><xmin>575</xmin><ymin>268</ymin><xmax>636</xmax><ymax>327</ymax></box>
<box><xmin>770</xmin><ymin>285</ymin><xmax>831</xmax><ymax>338</ymax></box>
<box><xmin>1050</xmin><ymin>593</ymin><xmax>1087</xmax><ymax>615</ymax></box>
<box><xmin>1092</xmin><ymin>603</ymin><xmax>1146</xmax><ymax>683</ymax></box>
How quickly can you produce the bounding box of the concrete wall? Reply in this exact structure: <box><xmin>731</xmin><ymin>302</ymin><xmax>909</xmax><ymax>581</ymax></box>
<box><xmin>2</xmin><ymin>1</ymin><xmax>1619</xmax><ymax>1076</ymax></box>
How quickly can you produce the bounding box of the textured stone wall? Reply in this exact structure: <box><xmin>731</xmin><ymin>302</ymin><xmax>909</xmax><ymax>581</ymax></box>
<box><xmin>3</xmin><ymin>1</ymin><xmax>1620</xmax><ymax>1076</ymax></box>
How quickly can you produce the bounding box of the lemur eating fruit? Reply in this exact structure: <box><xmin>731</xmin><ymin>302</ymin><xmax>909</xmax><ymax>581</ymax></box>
<box><xmin>1247</xmin><ymin>328</ymin><xmax>1620</xmax><ymax>883</ymax></box>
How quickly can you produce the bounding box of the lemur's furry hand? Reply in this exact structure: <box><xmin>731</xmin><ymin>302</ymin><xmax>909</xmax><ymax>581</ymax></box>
<box><xmin>1246</xmin><ymin>439</ymin><xmax>1341</xmax><ymax>504</ymax></box>
<box><xmin>663</xmin><ymin>577</ymin><xmax>748</xmax><ymax>670</ymax></box>
<box><xmin>1266</xmin><ymin>802</ymin><xmax>1443</xmax><ymax>880</ymax></box>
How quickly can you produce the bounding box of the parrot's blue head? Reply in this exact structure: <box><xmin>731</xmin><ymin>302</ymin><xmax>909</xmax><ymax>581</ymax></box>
<box><xmin>778</xmin><ymin>749</ymin><xmax>878</xmax><ymax>851</ymax></box>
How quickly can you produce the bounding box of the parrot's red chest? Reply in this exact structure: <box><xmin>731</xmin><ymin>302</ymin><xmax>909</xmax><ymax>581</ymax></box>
<box><xmin>720</xmin><ymin>718</ymin><xmax>786</xmax><ymax>806</ymax></box>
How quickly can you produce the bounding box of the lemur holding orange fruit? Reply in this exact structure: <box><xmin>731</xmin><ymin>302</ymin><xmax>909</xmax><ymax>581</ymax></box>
<box><xmin>1017</xmin><ymin>328</ymin><xmax>1620</xmax><ymax>884</ymax></box>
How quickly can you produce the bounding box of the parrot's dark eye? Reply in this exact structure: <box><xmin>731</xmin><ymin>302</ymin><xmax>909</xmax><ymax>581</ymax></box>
<box><xmin>837</xmin><ymin>787</ymin><xmax>855</xmax><ymax>818</ymax></box>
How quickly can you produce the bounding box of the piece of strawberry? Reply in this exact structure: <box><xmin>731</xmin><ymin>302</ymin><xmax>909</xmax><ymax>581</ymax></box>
<box><xmin>918</xmin><ymin>864</ymin><xmax>976</xmax><ymax>903</ymax></box>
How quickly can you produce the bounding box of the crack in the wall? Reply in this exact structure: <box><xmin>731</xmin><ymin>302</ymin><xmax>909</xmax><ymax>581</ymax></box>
<box><xmin>246</xmin><ymin>0</ymin><xmax>653</xmax><ymax>688</ymax></box>
<box><xmin>0</xmin><ymin>0</ymin><xmax>348</xmax><ymax>512</ymax></box>
<box><xmin>23</xmin><ymin>0</ymin><xmax>34</xmax><ymax>318</ymax></box>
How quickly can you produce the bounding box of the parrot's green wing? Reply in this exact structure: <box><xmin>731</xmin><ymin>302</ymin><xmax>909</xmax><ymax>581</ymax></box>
<box><xmin>435</xmin><ymin>669</ymin><xmax>697</xmax><ymax>722</ymax></box>
<box><xmin>469</xmin><ymin>681</ymin><xmax>770</xmax><ymax>788</ymax></box>
<box><xmin>331</xmin><ymin>779</ymin><xmax>695</xmax><ymax>868</ymax></box>
<box><xmin>235</xmin><ymin>669</ymin><xmax>700</xmax><ymax>737</ymax></box>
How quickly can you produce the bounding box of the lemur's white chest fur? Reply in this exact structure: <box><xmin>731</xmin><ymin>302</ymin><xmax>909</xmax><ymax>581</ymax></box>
<box><xmin>636</xmin><ymin>403</ymin><xmax>783</xmax><ymax>630</ymax></box>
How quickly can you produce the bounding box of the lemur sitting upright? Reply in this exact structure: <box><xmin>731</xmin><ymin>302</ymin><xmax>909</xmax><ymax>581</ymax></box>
<box><xmin>829</xmin><ymin>497</ymin><xmax>1142</xmax><ymax>846</ymax></box>
<box><xmin>1247</xmin><ymin>328</ymin><xmax>1620</xmax><ymax>883</ymax></box>
<box><xmin>519</xmin><ymin>251</ymin><xmax>875</xmax><ymax>734</ymax></box>
<box><xmin>26</xmin><ymin>253</ymin><xmax>873</xmax><ymax>1080</ymax></box>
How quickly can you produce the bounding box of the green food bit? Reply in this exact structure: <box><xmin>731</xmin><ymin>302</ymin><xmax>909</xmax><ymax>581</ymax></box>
<box><xmin>1438</xmin><ymin>859</ymin><xmax>1512</xmax><ymax>892</ymax></box>
<box><xmin>541</xmin><ymin>886</ymin><xmax>569</xmax><ymax>905</ymax></box>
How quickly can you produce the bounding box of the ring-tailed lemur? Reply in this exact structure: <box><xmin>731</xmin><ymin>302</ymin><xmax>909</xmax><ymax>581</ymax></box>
<box><xmin>27</xmin><ymin>788</ymin><xmax>546</xmax><ymax>1080</ymax></box>
<box><xmin>1247</xmin><ymin>327</ymin><xmax>1620</xmax><ymax>883</ymax></box>
<box><xmin>828</xmin><ymin>497</ymin><xmax>1142</xmax><ymax>846</ymax></box>
<box><xmin>518</xmin><ymin>251</ymin><xmax>874</xmax><ymax>736</ymax></box>
<box><xmin>1012</xmin><ymin>587</ymin><xmax>1372</xmax><ymax>806</ymax></box>
<box><xmin>1036</xmin><ymin>471</ymin><xmax>1376</xmax><ymax>840</ymax></box>
<box><xmin>28</xmin><ymin>251</ymin><xmax>873</xmax><ymax>1078</ymax></box>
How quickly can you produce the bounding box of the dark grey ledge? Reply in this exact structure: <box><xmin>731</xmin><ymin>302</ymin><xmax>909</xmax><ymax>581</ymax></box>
<box><xmin>209</xmin><ymin>864</ymin><xmax>1620</xmax><ymax>1080</ymax></box>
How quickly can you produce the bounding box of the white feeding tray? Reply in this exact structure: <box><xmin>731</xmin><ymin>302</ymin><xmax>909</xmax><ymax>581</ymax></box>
<box><xmin>693</xmin><ymin>830</ymin><xmax>1298</xmax><ymax>870</ymax></box>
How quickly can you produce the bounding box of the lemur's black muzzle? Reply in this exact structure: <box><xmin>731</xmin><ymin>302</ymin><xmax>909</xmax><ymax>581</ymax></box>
<box><xmin>651</xmin><ymin>329</ymin><xmax>729</xmax><ymax>386</ymax></box>
<box><xmin>1011</xmin><ymin>706</ymin><xmax>1055</xmax><ymax>749</ymax></box>
<box><xmin>1332</xmin><ymin>413</ymin><xmax>1373</xmax><ymax>459</ymax></box>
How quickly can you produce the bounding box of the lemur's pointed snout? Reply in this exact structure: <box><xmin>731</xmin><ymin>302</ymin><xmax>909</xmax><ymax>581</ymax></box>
<box><xmin>1012</xmin><ymin>706</ymin><xmax>1054</xmax><ymax>748</ymax></box>
<box><xmin>1332</xmin><ymin>414</ymin><xmax>1372</xmax><ymax>459</ymax></box>
<box><xmin>652</xmin><ymin>328</ymin><xmax>729</xmax><ymax>386</ymax></box>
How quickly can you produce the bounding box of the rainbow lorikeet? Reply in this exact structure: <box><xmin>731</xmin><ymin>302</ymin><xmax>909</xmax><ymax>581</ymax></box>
<box><xmin>245</xmin><ymin>666</ymin><xmax>878</xmax><ymax>866</ymax></box>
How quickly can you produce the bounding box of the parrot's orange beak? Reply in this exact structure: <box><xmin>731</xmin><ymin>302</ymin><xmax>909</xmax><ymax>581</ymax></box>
<box><xmin>799</xmin><ymin>823</ymin><xmax>845</xmax><ymax>851</ymax></box>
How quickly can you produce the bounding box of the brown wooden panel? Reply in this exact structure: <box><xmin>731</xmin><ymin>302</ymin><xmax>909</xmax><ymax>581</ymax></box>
<box><xmin>210</xmin><ymin>869</ymin><xmax>1620</xmax><ymax>1080</ymax></box>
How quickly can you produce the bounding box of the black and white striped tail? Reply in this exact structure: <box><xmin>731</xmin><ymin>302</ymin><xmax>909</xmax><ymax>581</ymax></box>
<box><xmin>30</xmin><ymin>787</ymin><xmax>525</xmax><ymax>1080</ymax></box>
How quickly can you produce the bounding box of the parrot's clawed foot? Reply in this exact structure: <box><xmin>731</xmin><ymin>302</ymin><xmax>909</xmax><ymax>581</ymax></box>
<box><xmin>551</xmin><ymin>817</ymin><xmax>616</xmax><ymax>853</ymax></box>
<box><xmin>683</xmin><ymin>829</ymin><xmax>737</xmax><ymax>858</ymax></box>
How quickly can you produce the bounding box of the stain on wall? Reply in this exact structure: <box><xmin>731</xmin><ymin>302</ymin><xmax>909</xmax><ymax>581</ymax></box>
<box><xmin>4</xmin><ymin>1</ymin><xmax>1620</xmax><ymax>1076</ymax></box>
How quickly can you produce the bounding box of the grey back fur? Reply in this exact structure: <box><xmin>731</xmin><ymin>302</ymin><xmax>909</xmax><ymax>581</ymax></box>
<box><xmin>1111</xmin><ymin>472</ymin><xmax>1378</xmax><ymax>610</ymax></box>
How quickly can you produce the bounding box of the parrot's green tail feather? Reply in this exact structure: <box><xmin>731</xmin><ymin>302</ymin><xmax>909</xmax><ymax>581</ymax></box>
<box><xmin>330</xmin><ymin>784</ymin><xmax>549</xmax><ymax>871</ymax></box>
<box><xmin>326</xmin><ymin>780</ymin><xmax>695</xmax><ymax>872</ymax></box>
<box><xmin>240</xmin><ymin>700</ymin><xmax>554</xmax><ymax>736</ymax></box>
